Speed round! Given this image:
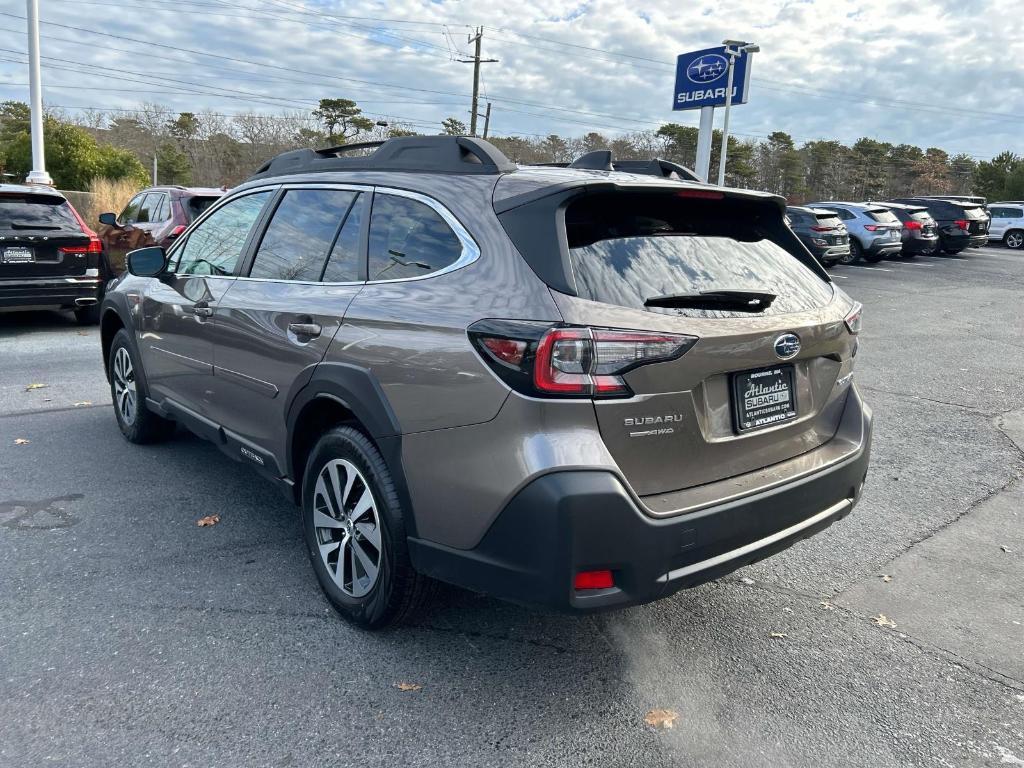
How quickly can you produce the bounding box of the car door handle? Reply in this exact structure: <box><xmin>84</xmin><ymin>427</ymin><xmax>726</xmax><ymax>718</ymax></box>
<box><xmin>193</xmin><ymin>305</ymin><xmax>213</xmax><ymax>318</ymax></box>
<box><xmin>288</xmin><ymin>322</ymin><xmax>322</xmax><ymax>338</ymax></box>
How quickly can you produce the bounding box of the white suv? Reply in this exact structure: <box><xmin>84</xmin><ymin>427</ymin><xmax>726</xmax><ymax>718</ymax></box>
<box><xmin>988</xmin><ymin>202</ymin><xmax>1024</xmax><ymax>249</ymax></box>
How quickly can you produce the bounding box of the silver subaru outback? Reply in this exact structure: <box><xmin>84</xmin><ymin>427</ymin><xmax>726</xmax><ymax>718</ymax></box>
<box><xmin>99</xmin><ymin>136</ymin><xmax>872</xmax><ymax>628</ymax></box>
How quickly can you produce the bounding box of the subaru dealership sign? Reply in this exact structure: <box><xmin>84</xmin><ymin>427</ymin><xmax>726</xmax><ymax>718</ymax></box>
<box><xmin>672</xmin><ymin>46</ymin><xmax>752</xmax><ymax>110</ymax></box>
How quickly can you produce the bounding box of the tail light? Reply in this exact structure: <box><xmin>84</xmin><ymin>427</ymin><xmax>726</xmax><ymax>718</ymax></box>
<box><xmin>844</xmin><ymin>302</ymin><xmax>863</xmax><ymax>335</ymax></box>
<box><xmin>168</xmin><ymin>224</ymin><xmax>187</xmax><ymax>238</ymax></box>
<box><xmin>903</xmin><ymin>220</ymin><xmax>922</xmax><ymax>231</ymax></box>
<box><xmin>58</xmin><ymin>236</ymin><xmax>103</xmax><ymax>256</ymax></box>
<box><xmin>810</xmin><ymin>225</ymin><xmax>834</xmax><ymax>232</ymax></box>
<box><xmin>954</xmin><ymin>219</ymin><xmax>969</xmax><ymax>231</ymax></box>
<box><xmin>574</xmin><ymin>570</ymin><xmax>614</xmax><ymax>590</ymax></box>
<box><xmin>864</xmin><ymin>224</ymin><xmax>889</xmax><ymax>232</ymax></box>
<box><xmin>469</xmin><ymin>320</ymin><xmax>698</xmax><ymax>399</ymax></box>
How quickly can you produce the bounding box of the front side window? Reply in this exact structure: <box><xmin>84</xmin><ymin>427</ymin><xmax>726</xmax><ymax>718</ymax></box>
<box><xmin>173</xmin><ymin>191</ymin><xmax>271</xmax><ymax>276</ymax></box>
<box><xmin>367</xmin><ymin>194</ymin><xmax>464</xmax><ymax>281</ymax></box>
<box><xmin>250</xmin><ymin>189</ymin><xmax>359</xmax><ymax>282</ymax></box>
<box><xmin>120</xmin><ymin>194</ymin><xmax>146</xmax><ymax>225</ymax></box>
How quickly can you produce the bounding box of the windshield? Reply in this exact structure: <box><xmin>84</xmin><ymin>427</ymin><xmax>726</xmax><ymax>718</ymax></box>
<box><xmin>566</xmin><ymin>192</ymin><xmax>833</xmax><ymax>318</ymax></box>
<box><xmin>0</xmin><ymin>196</ymin><xmax>79</xmax><ymax>231</ymax></box>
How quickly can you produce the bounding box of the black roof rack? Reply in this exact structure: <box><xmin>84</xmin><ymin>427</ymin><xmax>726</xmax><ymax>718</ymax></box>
<box><xmin>536</xmin><ymin>151</ymin><xmax>700</xmax><ymax>182</ymax></box>
<box><xmin>250</xmin><ymin>135</ymin><xmax>517</xmax><ymax>179</ymax></box>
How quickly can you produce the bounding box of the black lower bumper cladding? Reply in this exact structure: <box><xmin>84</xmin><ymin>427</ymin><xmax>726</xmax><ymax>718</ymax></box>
<box><xmin>410</xmin><ymin>389</ymin><xmax>872</xmax><ymax>612</ymax></box>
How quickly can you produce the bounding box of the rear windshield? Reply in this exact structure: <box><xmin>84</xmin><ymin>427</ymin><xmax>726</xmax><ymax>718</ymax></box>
<box><xmin>0</xmin><ymin>195</ymin><xmax>79</xmax><ymax>231</ymax></box>
<box><xmin>866</xmin><ymin>209</ymin><xmax>900</xmax><ymax>224</ymax></box>
<box><xmin>814</xmin><ymin>214</ymin><xmax>843</xmax><ymax>228</ymax></box>
<box><xmin>565</xmin><ymin>193</ymin><xmax>833</xmax><ymax>317</ymax></box>
<box><xmin>186</xmin><ymin>196</ymin><xmax>221</xmax><ymax>221</ymax></box>
<box><xmin>963</xmin><ymin>206</ymin><xmax>987</xmax><ymax>220</ymax></box>
<box><xmin>909</xmin><ymin>209</ymin><xmax>934</xmax><ymax>223</ymax></box>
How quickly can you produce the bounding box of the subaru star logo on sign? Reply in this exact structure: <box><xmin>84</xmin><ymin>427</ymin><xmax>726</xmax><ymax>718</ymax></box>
<box><xmin>687</xmin><ymin>53</ymin><xmax>728</xmax><ymax>83</ymax></box>
<box><xmin>774</xmin><ymin>334</ymin><xmax>801</xmax><ymax>360</ymax></box>
<box><xmin>673</xmin><ymin>46</ymin><xmax>752</xmax><ymax>111</ymax></box>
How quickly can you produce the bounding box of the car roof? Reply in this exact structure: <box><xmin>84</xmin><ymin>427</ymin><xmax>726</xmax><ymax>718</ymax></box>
<box><xmin>808</xmin><ymin>200</ymin><xmax>872</xmax><ymax>210</ymax></box>
<box><xmin>136</xmin><ymin>186</ymin><xmax>226</xmax><ymax>197</ymax></box>
<box><xmin>866</xmin><ymin>201</ymin><xmax>927</xmax><ymax>212</ymax></box>
<box><xmin>0</xmin><ymin>183</ymin><xmax>66</xmax><ymax>199</ymax></box>
<box><xmin>786</xmin><ymin>205</ymin><xmax>838</xmax><ymax>215</ymax></box>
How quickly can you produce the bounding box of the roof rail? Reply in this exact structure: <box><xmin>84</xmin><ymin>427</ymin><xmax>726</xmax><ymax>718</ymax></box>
<box><xmin>250</xmin><ymin>135</ymin><xmax>517</xmax><ymax>179</ymax></box>
<box><xmin>538</xmin><ymin>152</ymin><xmax>700</xmax><ymax>182</ymax></box>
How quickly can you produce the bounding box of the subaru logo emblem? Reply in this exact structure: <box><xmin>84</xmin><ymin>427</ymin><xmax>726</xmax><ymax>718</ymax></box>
<box><xmin>774</xmin><ymin>333</ymin><xmax>801</xmax><ymax>360</ymax></box>
<box><xmin>686</xmin><ymin>54</ymin><xmax>728</xmax><ymax>84</ymax></box>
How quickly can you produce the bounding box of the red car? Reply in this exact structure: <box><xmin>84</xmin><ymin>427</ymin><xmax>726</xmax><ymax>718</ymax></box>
<box><xmin>0</xmin><ymin>184</ymin><xmax>109</xmax><ymax>324</ymax></box>
<box><xmin>97</xmin><ymin>186</ymin><xmax>225</xmax><ymax>272</ymax></box>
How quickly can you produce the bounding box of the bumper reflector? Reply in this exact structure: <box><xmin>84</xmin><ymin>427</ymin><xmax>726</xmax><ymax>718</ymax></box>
<box><xmin>574</xmin><ymin>570</ymin><xmax>614</xmax><ymax>590</ymax></box>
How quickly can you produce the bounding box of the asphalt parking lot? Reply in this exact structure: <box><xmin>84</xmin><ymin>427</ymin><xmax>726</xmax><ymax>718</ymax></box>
<box><xmin>2</xmin><ymin>247</ymin><xmax>1022</xmax><ymax>768</ymax></box>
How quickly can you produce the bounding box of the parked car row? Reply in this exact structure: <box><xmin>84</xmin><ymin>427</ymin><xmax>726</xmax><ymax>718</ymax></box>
<box><xmin>788</xmin><ymin>194</ymin><xmax>1007</xmax><ymax>266</ymax></box>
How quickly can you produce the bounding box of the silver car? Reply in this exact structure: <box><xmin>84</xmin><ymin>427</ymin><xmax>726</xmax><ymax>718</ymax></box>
<box><xmin>806</xmin><ymin>201</ymin><xmax>903</xmax><ymax>263</ymax></box>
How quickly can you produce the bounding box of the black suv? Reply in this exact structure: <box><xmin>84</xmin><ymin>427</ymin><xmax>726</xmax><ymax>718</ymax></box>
<box><xmin>889</xmin><ymin>197</ymin><xmax>988</xmax><ymax>253</ymax></box>
<box><xmin>99</xmin><ymin>137</ymin><xmax>871</xmax><ymax>628</ymax></box>
<box><xmin>866</xmin><ymin>201</ymin><xmax>939</xmax><ymax>257</ymax></box>
<box><xmin>786</xmin><ymin>206</ymin><xmax>851</xmax><ymax>265</ymax></box>
<box><xmin>0</xmin><ymin>184</ymin><xmax>109</xmax><ymax>323</ymax></box>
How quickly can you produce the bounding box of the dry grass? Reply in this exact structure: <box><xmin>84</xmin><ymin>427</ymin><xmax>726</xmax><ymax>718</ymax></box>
<box><xmin>79</xmin><ymin>178</ymin><xmax>142</xmax><ymax>229</ymax></box>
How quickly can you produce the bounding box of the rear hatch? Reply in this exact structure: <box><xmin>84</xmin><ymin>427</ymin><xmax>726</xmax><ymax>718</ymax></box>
<box><xmin>865</xmin><ymin>207</ymin><xmax>902</xmax><ymax>241</ymax></box>
<box><xmin>906</xmin><ymin>207</ymin><xmax>937</xmax><ymax>237</ymax></box>
<box><xmin>0</xmin><ymin>192</ymin><xmax>90</xmax><ymax>278</ymax></box>
<box><xmin>812</xmin><ymin>212</ymin><xmax>848</xmax><ymax>245</ymax></box>
<box><xmin>962</xmin><ymin>205</ymin><xmax>988</xmax><ymax>235</ymax></box>
<box><xmin>497</xmin><ymin>185</ymin><xmax>857</xmax><ymax>498</ymax></box>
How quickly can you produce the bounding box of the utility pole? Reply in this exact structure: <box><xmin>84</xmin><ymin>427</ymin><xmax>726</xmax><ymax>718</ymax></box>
<box><xmin>458</xmin><ymin>27</ymin><xmax>497</xmax><ymax>137</ymax></box>
<box><xmin>152</xmin><ymin>153</ymin><xmax>158</xmax><ymax>185</ymax></box>
<box><xmin>482</xmin><ymin>102</ymin><xmax>492</xmax><ymax>139</ymax></box>
<box><xmin>25</xmin><ymin>0</ymin><xmax>52</xmax><ymax>185</ymax></box>
<box><xmin>717</xmin><ymin>40</ymin><xmax>759</xmax><ymax>186</ymax></box>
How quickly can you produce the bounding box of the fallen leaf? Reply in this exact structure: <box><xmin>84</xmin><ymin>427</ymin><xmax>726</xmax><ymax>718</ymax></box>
<box><xmin>14</xmin><ymin>438</ymin><xmax>30</xmax><ymax>445</ymax></box>
<box><xmin>196</xmin><ymin>514</ymin><xmax>220</xmax><ymax>527</ymax></box>
<box><xmin>395</xmin><ymin>682</ymin><xmax>422</xmax><ymax>692</ymax></box>
<box><xmin>1000</xmin><ymin>545</ymin><xmax>1011</xmax><ymax>553</ymax></box>
<box><xmin>644</xmin><ymin>708</ymin><xmax>679</xmax><ymax>730</ymax></box>
<box><xmin>819</xmin><ymin>600</ymin><xmax>836</xmax><ymax>611</ymax></box>
<box><xmin>872</xmin><ymin>614</ymin><xmax>897</xmax><ymax>629</ymax></box>
<box><xmin>881</xmin><ymin>574</ymin><xmax>893</xmax><ymax>583</ymax></box>
<box><xmin>769</xmin><ymin>632</ymin><xmax>788</xmax><ymax>639</ymax></box>
<box><xmin>72</xmin><ymin>401</ymin><xmax>93</xmax><ymax>407</ymax></box>
<box><xmin>740</xmin><ymin>577</ymin><xmax>755</xmax><ymax>585</ymax></box>
<box><xmin>24</xmin><ymin>383</ymin><xmax>47</xmax><ymax>391</ymax></box>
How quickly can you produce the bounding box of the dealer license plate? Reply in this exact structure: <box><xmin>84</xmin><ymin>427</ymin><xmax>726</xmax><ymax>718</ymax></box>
<box><xmin>2</xmin><ymin>247</ymin><xmax>34</xmax><ymax>264</ymax></box>
<box><xmin>732</xmin><ymin>365</ymin><xmax>798</xmax><ymax>432</ymax></box>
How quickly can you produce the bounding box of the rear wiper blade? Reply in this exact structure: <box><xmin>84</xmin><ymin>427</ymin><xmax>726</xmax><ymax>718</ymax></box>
<box><xmin>644</xmin><ymin>290</ymin><xmax>777</xmax><ymax>312</ymax></box>
<box><xmin>9</xmin><ymin>222</ymin><xmax>61</xmax><ymax>230</ymax></box>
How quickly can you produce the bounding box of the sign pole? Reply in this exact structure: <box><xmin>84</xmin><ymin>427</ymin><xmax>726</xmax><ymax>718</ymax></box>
<box><xmin>25</xmin><ymin>0</ymin><xmax>52</xmax><ymax>186</ymax></box>
<box><xmin>695</xmin><ymin>106</ymin><xmax>714</xmax><ymax>182</ymax></box>
<box><xmin>716</xmin><ymin>55</ymin><xmax>737</xmax><ymax>186</ymax></box>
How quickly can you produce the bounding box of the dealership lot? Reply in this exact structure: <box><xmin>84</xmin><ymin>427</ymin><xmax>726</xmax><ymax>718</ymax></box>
<box><xmin>1</xmin><ymin>248</ymin><xmax>1022</xmax><ymax>767</ymax></box>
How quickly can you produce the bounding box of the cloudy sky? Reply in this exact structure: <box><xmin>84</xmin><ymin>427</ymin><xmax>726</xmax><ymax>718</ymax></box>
<box><xmin>1</xmin><ymin>0</ymin><xmax>1022</xmax><ymax>160</ymax></box>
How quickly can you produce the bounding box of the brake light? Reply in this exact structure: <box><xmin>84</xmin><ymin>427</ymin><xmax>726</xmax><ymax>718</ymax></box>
<box><xmin>954</xmin><ymin>219</ymin><xmax>969</xmax><ymax>230</ymax></box>
<box><xmin>169</xmin><ymin>224</ymin><xmax>187</xmax><ymax>238</ymax></box>
<box><xmin>676</xmin><ymin>189</ymin><xmax>724</xmax><ymax>199</ymax></box>
<box><xmin>864</xmin><ymin>224</ymin><xmax>882</xmax><ymax>231</ymax></box>
<box><xmin>844</xmin><ymin>302</ymin><xmax>863</xmax><ymax>335</ymax></box>
<box><xmin>810</xmin><ymin>226</ymin><xmax>833</xmax><ymax>232</ymax></box>
<box><xmin>903</xmin><ymin>220</ymin><xmax>922</xmax><ymax>230</ymax></box>
<box><xmin>469</xmin><ymin>321</ymin><xmax>698</xmax><ymax>399</ymax></box>
<box><xmin>574</xmin><ymin>570</ymin><xmax>614</xmax><ymax>590</ymax></box>
<box><xmin>58</xmin><ymin>236</ymin><xmax>102</xmax><ymax>256</ymax></box>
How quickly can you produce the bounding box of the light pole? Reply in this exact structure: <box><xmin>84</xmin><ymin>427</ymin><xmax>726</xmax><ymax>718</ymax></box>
<box><xmin>25</xmin><ymin>0</ymin><xmax>52</xmax><ymax>186</ymax></box>
<box><xmin>716</xmin><ymin>39</ymin><xmax>758</xmax><ymax>187</ymax></box>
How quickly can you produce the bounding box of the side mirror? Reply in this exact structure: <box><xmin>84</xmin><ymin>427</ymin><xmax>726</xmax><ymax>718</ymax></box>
<box><xmin>98</xmin><ymin>212</ymin><xmax>118</xmax><ymax>227</ymax></box>
<box><xmin>126</xmin><ymin>246</ymin><xmax>167</xmax><ymax>277</ymax></box>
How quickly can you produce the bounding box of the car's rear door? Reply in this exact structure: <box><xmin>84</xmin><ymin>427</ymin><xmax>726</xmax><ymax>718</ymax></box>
<box><xmin>989</xmin><ymin>207</ymin><xmax>1009</xmax><ymax>239</ymax></box>
<box><xmin>137</xmin><ymin>189</ymin><xmax>274</xmax><ymax>418</ymax></box>
<box><xmin>207</xmin><ymin>185</ymin><xmax>367</xmax><ymax>469</ymax></box>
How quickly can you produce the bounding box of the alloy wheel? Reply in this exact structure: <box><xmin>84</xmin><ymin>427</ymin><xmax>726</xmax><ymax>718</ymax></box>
<box><xmin>1006</xmin><ymin>232</ymin><xmax>1024</xmax><ymax>249</ymax></box>
<box><xmin>112</xmin><ymin>347</ymin><xmax>137</xmax><ymax>426</ymax></box>
<box><xmin>313</xmin><ymin>459</ymin><xmax>383</xmax><ymax>598</ymax></box>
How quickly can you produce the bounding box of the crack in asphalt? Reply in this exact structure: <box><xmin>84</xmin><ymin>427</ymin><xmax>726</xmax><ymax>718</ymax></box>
<box><xmin>857</xmin><ymin>384</ymin><xmax>997</xmax><ymax>415</ymax></box>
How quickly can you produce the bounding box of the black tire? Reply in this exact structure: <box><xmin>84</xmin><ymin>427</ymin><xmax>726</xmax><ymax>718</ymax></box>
<box><xmin>1004</xmin><ymin>230</ymin><xmax>1024</xmax><ymax>250</ymax></box>
<box><xmin>108</xmin><ymin>329</ymin><xmax>175</xmax><ymax>444</ymax></box>
<box><xmin>302</xmin><ymin>426</ymin><xmax>433</xmax><ymax>630</ymax></box>
<box><xmin>847</xmin><ymin>239</ymin><xmax>864</xmax><ymax>263</ymax></box>
<box><xmin>75</xmin><ymin>304</ymin><xmax>101</xmax><ymax>325</ymax></box>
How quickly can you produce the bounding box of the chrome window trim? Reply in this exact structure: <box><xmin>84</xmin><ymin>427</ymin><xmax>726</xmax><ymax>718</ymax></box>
<box><xmin>365</xmin><ymin>187</ymin><xmax>480</xmax><ymax>284</ymax></box>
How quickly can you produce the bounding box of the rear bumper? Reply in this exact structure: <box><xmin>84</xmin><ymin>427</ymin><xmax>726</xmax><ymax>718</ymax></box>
<box><xmin>807</xmin><ymin>243</ymin><xmax>851</xmax><ymax>262</ymax></box>
<box><xmin>865</xmin><ymin>238</ymin><xmax>902</xmax><ymax>257</ymax></box>
<box><xmin>0</xmin><ymin>276</ymin><xmax>104</xmax><ymax>308</ymax></box>
<box><xmin>410</xmin><ymin>387</ymin><xmax>872</xmax><ymax>612</ymax></box>
<box><xmin>903</xmin><ymin>236</ymin><xmax>939</xmax><ymax>254</ymax></box>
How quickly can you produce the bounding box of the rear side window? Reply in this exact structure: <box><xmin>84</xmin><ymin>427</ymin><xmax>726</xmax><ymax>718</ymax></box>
<box><xmin>322</xmin><ymin>194</ymin><xmax>363</xmax><ymax>283</ymax></box>
<box><xmin>866</xmin><ymin>209</ymin><xmax>899</xmax><ymax>224</ymax></box>
<box><xmin>566</xmin><ymin>193</ymin><xmax>833</xmax><ymax>317</ymax></box>
<box><xmin>186</xmin><ymin>196</ymin><xmax>220</xmax><ymax>222</ymax></box>
<box><xmin>250</xmin><ymin>189</ymin><xmax>359</xmax><ymax>282</ymax></box>
<box><xmin>0</xmin><ymin>196</ymin><xmax>79</xmax><ymax>231</ymax></box>
<box><xmin>174</xmin><ymin>191</ymin><xmax>271</xmax><ymax>276</ymax></box>
<box><xmin>367</xmin><ymin>194</ymin><xmax>463</xmax><ymax>281</ymax></box>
